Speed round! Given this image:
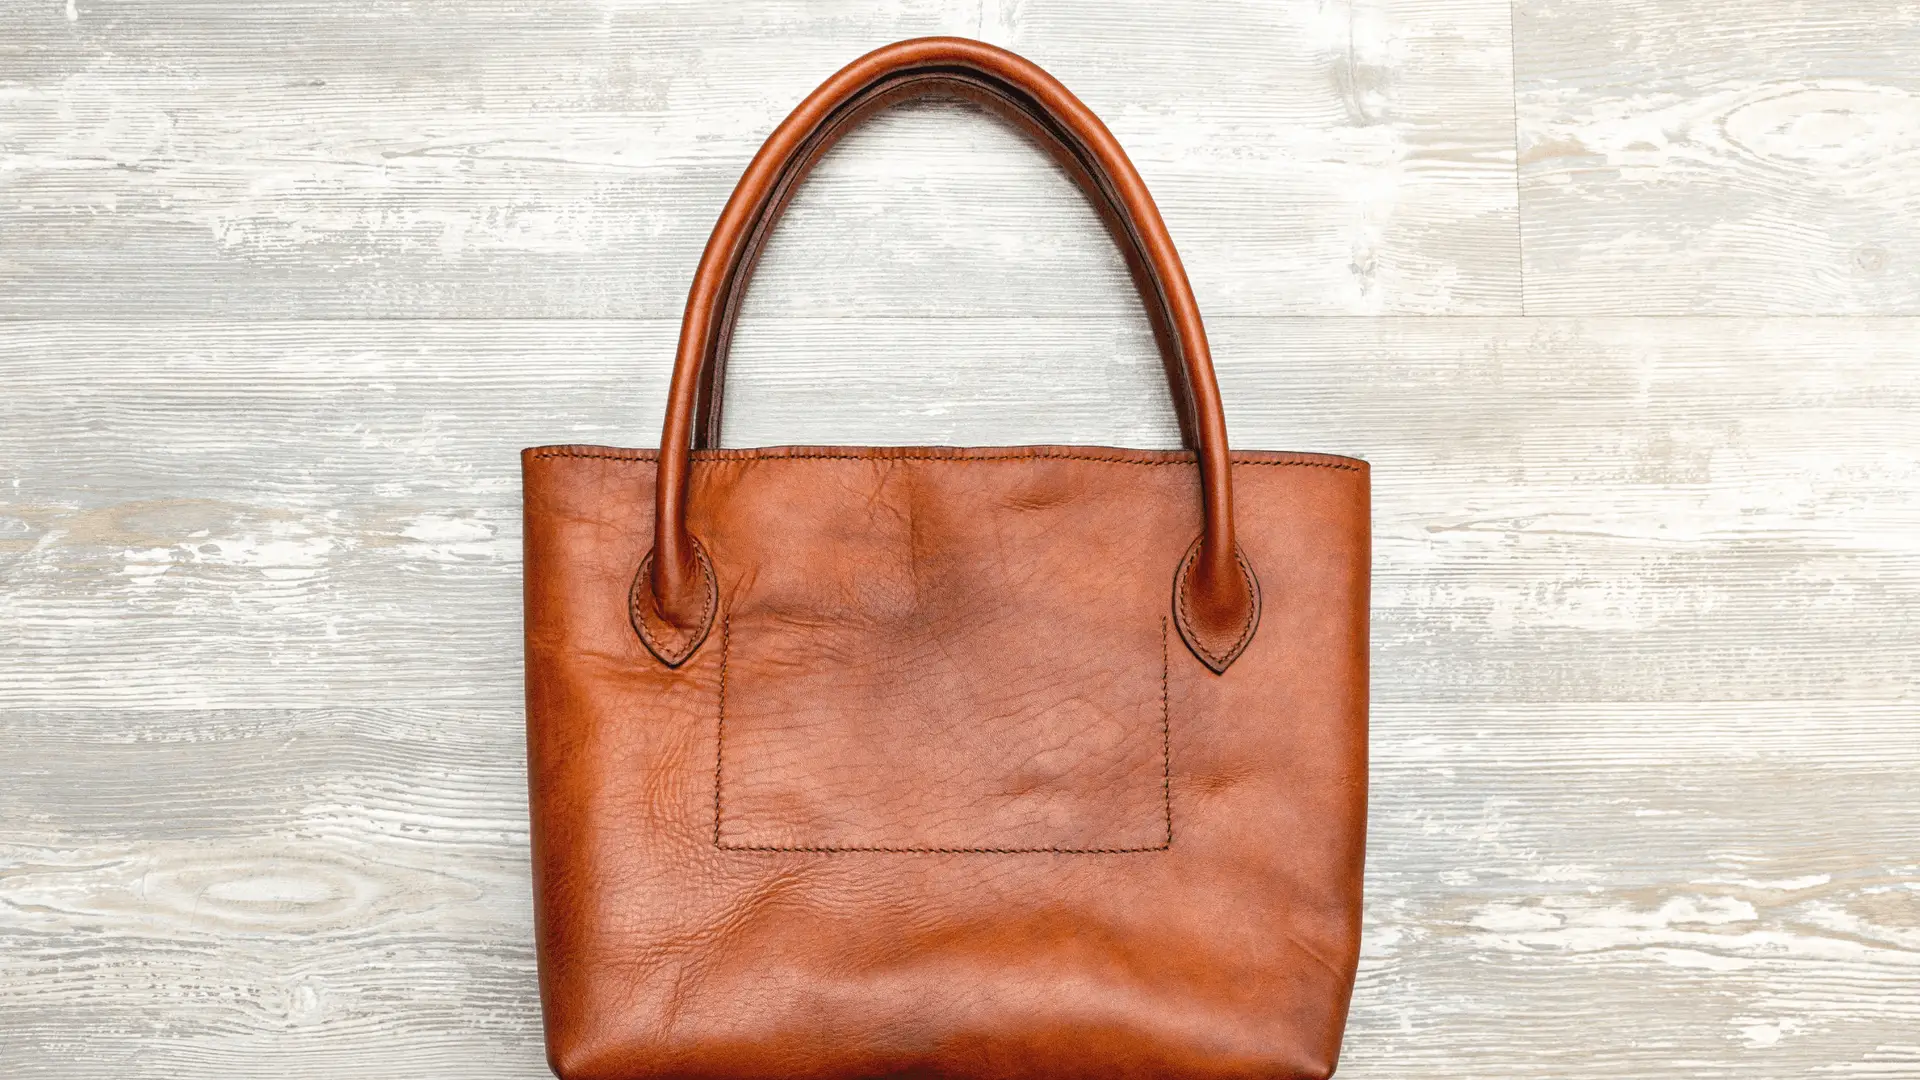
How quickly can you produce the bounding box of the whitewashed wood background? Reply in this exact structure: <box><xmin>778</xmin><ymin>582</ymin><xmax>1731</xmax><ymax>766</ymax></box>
<box><xmin>3</xmin><ymin>1</ymin><xmax>1918</xmax><ymax>1076</ymax></box>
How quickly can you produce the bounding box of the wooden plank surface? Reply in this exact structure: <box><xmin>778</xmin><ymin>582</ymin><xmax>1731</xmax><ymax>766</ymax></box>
<box><xmin>1516</xmin><ymin>0</ymin><xmax>1920</xmax><ymax>314</ymax></box>
<box><xmin>0</xmin><ymin>0</ymin><xmax>1521</xmax><ymax>317</ymax></box>
<box><xmin>4</xmin><ymin>317</ymin><xmax>1918</xmax><ymax>709</ymax></box>
<box><xmin>4</xmin><ymin>699</ymin><xmax>1916</xmax><ymax>1078</ymax></box>
<box><xmin>4</xmin><ymin>316</ymin><xmax>1918</xmax><ymax>1076</ymax></box>
<box><xmin>5</xmin><ymin>1</ymin><xmax>1919</xmax><ymax>1076</ymax></box>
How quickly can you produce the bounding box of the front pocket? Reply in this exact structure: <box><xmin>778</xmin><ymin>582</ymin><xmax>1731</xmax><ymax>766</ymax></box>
<box><xmin>714</xmin><ymin>610</ymin><xmax>1170</xmax><ymax>853</ymax></box>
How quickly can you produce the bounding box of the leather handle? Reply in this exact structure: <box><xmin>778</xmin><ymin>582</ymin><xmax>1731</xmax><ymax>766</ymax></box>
<box><xmin>689</xmin><ymin>69</ymin><xmax>1202</xmax><ymax>450</ymax></box>
<box><xmin>641</xmin><ymin>37</ymin><xmax>1260</xmax><ymax>673</ymax></box>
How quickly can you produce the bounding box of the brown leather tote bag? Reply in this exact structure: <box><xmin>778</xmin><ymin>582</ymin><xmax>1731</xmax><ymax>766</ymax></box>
<box><xmin>522</xmin><ymin>36</ymin><xmax>1369</xmax><ymax>1080</ymax></box>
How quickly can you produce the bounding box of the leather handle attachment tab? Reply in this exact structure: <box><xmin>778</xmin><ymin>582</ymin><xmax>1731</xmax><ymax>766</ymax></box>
<box><xmin>637</xmin><ymin>36</ymin><xmax>1260</xmax><ymax>673</ymax></box>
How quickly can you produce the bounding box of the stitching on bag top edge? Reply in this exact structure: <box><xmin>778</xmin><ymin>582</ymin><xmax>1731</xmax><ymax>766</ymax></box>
<box><xmin>527</xmin><ymin>446</ymin><xmax>1366</xmax><ymax>472</ymax></box>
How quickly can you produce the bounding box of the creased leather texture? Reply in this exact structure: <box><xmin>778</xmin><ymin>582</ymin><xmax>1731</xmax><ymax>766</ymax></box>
<box><xmin>524</xmin><ymin>36</ymin><xmax>1369</xmax><ymax>1080</ymax></box>
<box><xmin>525</xmin><ymin>447</ymin><xmax>1368</xmax><ymax>1079</ymax></box>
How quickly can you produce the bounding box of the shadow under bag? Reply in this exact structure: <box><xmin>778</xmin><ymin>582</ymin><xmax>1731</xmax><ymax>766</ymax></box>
<box><xmin>522</xmin><ymin>36</ymin><xmax>1369</xmax><ymax>1080</ymax></box>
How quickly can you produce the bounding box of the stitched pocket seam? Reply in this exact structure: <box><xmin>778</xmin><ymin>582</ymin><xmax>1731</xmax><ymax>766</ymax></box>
<box><xmin>712</xmin><ymin>612</ymin><xmax>1174</xmax><ymax>855</ymax></box>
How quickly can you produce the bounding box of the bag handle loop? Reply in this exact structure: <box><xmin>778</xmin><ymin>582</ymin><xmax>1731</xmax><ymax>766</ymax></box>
<box><xmin>641</xmin><ymin>37</ymin><xmax>1260</xmax><ymax>673</ymax></box>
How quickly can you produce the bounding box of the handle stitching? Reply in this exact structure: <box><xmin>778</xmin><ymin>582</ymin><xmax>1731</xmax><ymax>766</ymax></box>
<box><xmin>629</xmin><ymin>538</ymin><xmax>717</xmax><ymax>666</ymax></box>
<box><xmin>1173</xmin><ymin>537</ymin><xmax>1261</xmax><ymax>672</ymax></box>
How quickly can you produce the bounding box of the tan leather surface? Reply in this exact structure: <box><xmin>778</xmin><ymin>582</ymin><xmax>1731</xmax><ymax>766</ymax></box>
<box><xmin>524</xmin><ymin>34</ymin><xmax>1369</xmax><ymax>1080</ymax></box>
<box><xmin>524</xmin><ymin>446</ymin><xmax>1369</xmax><ymax>1079</ymax></box>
